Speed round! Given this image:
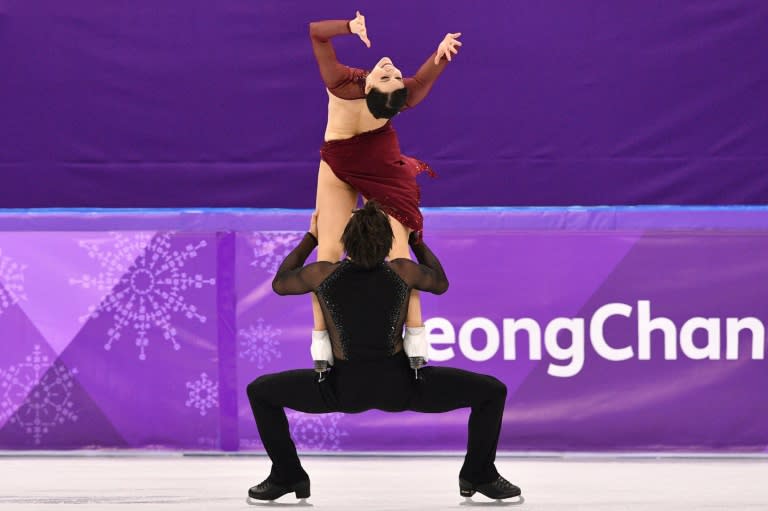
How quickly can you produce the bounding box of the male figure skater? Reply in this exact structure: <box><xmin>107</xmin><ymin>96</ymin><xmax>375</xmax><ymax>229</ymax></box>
<box><xmin>246</xmin><ymin>202</ymin><xmax>522</xmax><ymax>503</ymax></box>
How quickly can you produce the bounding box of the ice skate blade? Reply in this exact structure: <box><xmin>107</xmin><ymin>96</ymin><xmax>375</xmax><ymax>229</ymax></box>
<box><xmin>460</xmin><ymin>495</ymin><xmax>525</xmax><ymax>506</ymax></box>
<box><xmin>246</xmin><ymin>496</ymin><xmax>312</xmax><ymax>507</ymax></box>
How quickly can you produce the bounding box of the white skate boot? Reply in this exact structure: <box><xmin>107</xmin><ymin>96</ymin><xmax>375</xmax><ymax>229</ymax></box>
<box><xmin>310</xmin><ymin>330</ymin><xmax>333</xmax><ymax>382</ymax></box>
<box><xmin>404</xmin><ymin>326</ymin><xmax>428</xmax><ymax>379</ymax></box>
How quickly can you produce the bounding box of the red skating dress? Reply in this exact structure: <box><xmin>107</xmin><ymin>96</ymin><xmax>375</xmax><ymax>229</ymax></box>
<box><xmin>310</xmin><ymin>20</ymin><xmax>448</xmax><ymax>234</ymax></box>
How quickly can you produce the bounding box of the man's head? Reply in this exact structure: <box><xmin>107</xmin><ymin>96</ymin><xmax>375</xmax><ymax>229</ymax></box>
<box><xmin>365</xmin><ymin>57</ymin><xmax>408</xmax><ymax>119</ymax></box>
<box><xmin>341</xmin><ymin>201</ymin><xmax>393</xmax><ymax>269</ymax></box>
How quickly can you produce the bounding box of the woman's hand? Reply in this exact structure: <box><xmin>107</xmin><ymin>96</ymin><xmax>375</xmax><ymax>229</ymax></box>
<box><xmin>309</xmin><ymin>211</ymin><xmax>319</xmax><ymax>240</ymax></box>
<box><xmin>349</xmin><ymin>11</ymin><xmax>371</xmax><ymax>48</ymax></box>
<box><xmin>434</xmin><ymin>32</ymin><xmax>462</xmax><ymax>64</ymax></box>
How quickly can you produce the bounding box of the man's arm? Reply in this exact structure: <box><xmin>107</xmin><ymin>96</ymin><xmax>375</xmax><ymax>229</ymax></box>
<box><xmin>403</xmin><ymin>32</ymin><xmax>462</xmax><ymax>108</ymax></box>
<box><xmin>390</xmin><ymin>234</ymin><xmax>449</xmax><ymax>294</ymax></box>
<box><xmin>409</xmin><ymin>237</ymin><xmax>449</xmax><ymax>294</ymax></box>
<box><xmin>271</xmin><ymin>232</ymin><xmax>320</xmax><ymax>295</ymax></box>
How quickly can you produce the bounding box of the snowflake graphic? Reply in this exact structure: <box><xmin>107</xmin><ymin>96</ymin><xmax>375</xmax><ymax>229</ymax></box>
<box><xmin>0</xmin><ymin>248</ymin><xmax>28</xmax><ymax>315</ymax></box>
<box><xmin>0</xmin><ymin>345</ymin><xmax>78</xmax><ymax>444</ymax></box>
<box><xmin>70</xmin><ymin>232</ymin><xmax>216</xmax><ymax>360</ymax></box>
<box><xmin>287</xmin><ymin>412</ymin><xmax>347</xmax><ymax>451</ymax></box>
<box><xmin>250</xmin><ymin>232</ymin><xmax>305</xmax><ymax>274</ymax></box>
<box><xmin>238</xmin><ymin>319</ymin><xmax>282</xmax><ymax>369</ymax></box>
<box><xmin>185</xmin><ymin>372</ymin><xmax>218</xmax><ymax>417</ymax></box>
<box><xmin>0</xmin><ymin>346</ymin><xmax>49</xmax><ymax>425</ymax></box>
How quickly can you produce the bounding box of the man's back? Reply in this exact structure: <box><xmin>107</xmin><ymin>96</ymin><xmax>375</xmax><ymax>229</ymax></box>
<box><xmin>316</xmin><ymin>260</ymin><xmax>409</xmax><ymax>361</ymax></box>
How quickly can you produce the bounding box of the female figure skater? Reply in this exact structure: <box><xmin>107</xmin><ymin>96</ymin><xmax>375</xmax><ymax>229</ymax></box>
<box><xmin>308</xmin><ymin>11</ymin><xmax>462</xmax><ymax>372</ymax></box>
<box><xmin>246</xmin><ymin>203</ymin><xmax>522</xmax><ymax>503</ymax></box>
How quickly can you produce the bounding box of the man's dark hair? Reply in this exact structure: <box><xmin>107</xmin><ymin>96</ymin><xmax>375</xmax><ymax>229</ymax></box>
<box><xmin>365</xmin><ymin>87</ymin><xmax>408</xmax><ymax>119</ymax></box>
<box><xmin>341</xmin><ymin>201</ymin><xmax>394</xmax><ymax>269</ymax></box>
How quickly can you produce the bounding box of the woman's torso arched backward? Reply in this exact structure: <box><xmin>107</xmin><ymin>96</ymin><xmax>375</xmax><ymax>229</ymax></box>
<box><xmin>315</xmin><ymin>91</ymin><xmax>410</xmax><ymax>262</ymax></box>
<box><xmin>309</xmin><ymin>18</ymin><xmax>447</xmax><ymax>262</ymax></box>
<box><xmin>315</xmin><ymin>92</ymin><xmax>389</xmax><ymax>263</ymax></box>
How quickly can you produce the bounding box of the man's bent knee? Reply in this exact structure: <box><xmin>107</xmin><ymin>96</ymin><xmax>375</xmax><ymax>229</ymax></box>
<box><xmin>486</xmin><ymin>376</ymin><xmax>507</xmax><ymax>401</ymax></box>
<box><xmin>247</xmin><ymin>374</ymin><xmax>276</xmax><ymax>403</ymax></box>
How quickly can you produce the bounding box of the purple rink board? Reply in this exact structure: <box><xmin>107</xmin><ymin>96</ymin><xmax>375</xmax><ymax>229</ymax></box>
<box><xmin>0</xmin><ymin>207</ymin><xmax>767</xmax><ymax>453</ymax></box>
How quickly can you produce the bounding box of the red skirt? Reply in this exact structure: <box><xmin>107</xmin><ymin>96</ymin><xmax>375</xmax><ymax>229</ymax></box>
<box><xmin>320</xmin><ymin>122</ymin><xmax>435</xmax><ymax>234</ymax></box>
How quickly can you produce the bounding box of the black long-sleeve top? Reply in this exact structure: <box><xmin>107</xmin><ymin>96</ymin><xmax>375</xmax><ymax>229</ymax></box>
<box><xmin>272</xmin><ymin>233</ymin><xmax>448</xmax><ymax>361</ymax></box>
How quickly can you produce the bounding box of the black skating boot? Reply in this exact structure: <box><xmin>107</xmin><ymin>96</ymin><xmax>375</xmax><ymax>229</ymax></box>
<box><xmin>459</xmin><ymin>475</ymin><xmax>521</xmax><ymax>500</ymax></box>
<box><xmin>247</xmin><ymin>476</ymin><xmax>310</xmax><ymax>502</ymax></box>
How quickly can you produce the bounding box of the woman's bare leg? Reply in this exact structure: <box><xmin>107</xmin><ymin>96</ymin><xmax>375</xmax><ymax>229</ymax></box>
<box><xmin>387</xmin><ymin>216</ymin><xmax>423</xmax><ymax>328</ymax></box>
<box><xmin>312</xmin><ymin>160</ymin><xmax>358</xmax><ymax>330</ymax></box>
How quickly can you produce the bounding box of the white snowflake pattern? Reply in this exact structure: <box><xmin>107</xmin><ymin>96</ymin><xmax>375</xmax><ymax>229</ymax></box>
<box><xmin>250</xmin><ymin>232</ymin><xmax>305</xmax><ymax>274</ymax></box>
<box><xmin>238</xmin><ymin>319</ymin><xmax>282</xmax><ymax>369</ymax></box>
<box><xmin>0</xmin><ymin>345</ymin><xmax>49</xmax><ymax>425</ymax></box>
<box><xmin>287</xmin><ymin>411</ymin><xmax>347</xmax><ymax>451</ymax></box>
<box><xmin>185</xmin><ymin>372</ymin><xmax>218</xmax><ymax>417</ymax></box>
<box><xmin>0</xmin><ymin>248</ymin><xmax>28</xmax><ymax>315</ymax></box>
<box><xmin>70</xmin><ymin>233</ymin><xmax>216</xmax><ymax>360</ymax></box>
<box><xmin>0</xmin><ymin>345</ymin><xmax>78</xmax><ymax>444</ymax></box>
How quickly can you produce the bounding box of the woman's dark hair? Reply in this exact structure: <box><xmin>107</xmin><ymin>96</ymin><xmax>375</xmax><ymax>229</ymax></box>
<box><xmin>341</xmin><ymin>201</ymin><xmax>394</xmax><ymax>269</ymax></box>
<box><xmin>365</xmin><ymin>87</ymin><xmax>408</xmax><ymax>119</ymax></box>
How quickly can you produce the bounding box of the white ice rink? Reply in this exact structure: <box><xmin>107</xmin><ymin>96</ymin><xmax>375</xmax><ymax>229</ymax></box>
<box><xmin>1</xmin><ymin>454</ymin><xmax>766</xmax><ymax>510</ymax></box>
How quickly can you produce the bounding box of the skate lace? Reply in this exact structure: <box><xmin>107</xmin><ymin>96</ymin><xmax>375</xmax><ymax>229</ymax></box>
<box><xmin>256</xmin><ymin>477</ymin><xmax>276</xmax><ymax>490</ymax></box>
<box><xmin>496</xmin><ymin>476</ymin><xmax>515</xmax><ymax>489</ymax></box>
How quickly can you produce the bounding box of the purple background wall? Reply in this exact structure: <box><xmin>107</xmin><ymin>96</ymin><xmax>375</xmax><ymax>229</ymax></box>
<box><xmin>2</xmin><ymin>1</ymin><xmax>767</xmax><ymax>208</ymax></box>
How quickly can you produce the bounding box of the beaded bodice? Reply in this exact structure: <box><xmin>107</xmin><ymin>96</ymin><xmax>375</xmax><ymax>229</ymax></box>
<box><xmin>316</xmin><ymin>260</ymin><xmax>409</xmax><ymax>361</ymax></box>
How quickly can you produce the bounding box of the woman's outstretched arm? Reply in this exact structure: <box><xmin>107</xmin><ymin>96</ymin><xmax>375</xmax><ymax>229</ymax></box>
<box><xmin>403</xmin><ymin>32</ymin><xmax>462</xmax><ymax>108</ymax></box>
<box><xmin>310</xmin><ymin>12</ymin><xmax>371</xmax><ymax>98</ymax></box>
